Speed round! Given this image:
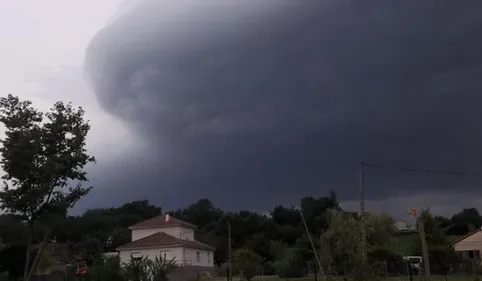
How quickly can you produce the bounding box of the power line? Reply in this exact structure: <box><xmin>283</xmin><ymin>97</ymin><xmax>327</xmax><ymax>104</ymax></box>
<box><xmin>362</xmin><ymin>162</ymin><xmax>482</xmax><ymax>178</ymax></box>
<box><xmin>358</xmin><ymin>161</ymin><xmax>481</xmax><ymax>279</ymax></box>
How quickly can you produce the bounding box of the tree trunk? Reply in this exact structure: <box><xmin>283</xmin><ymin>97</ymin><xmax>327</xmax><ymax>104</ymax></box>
<box><xmin>23</xmin><ymin>220</ymin><xmax>34</xmax><ymax>281</ymax></box>
<box><xmin>26</xmin><ymin>228</ymin><xmax>51</xmax><ymax>281</ymax></box>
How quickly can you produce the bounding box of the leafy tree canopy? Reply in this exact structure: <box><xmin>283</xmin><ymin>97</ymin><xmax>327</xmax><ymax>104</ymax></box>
<box><xmin>0</xmin><ymin>95</ymin><xmax>96</xmax><ymax>281</ymax></box>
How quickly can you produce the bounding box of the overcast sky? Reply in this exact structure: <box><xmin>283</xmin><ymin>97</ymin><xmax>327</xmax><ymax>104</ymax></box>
<box><xmin>2</xmin><ymin>0</ymin><xmax>482</xmax><ymax>219</ymax></box>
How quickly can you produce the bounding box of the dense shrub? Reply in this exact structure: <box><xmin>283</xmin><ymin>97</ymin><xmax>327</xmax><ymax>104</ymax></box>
<box><xmin>262</xmin><ymin>261</ymin><xmax>276</xmax><ymax>275</ymax></box>
<box><xmin>274</xmin><ymin>249</ymin><xmax>304</xmax><ymax>278</ymax></box>
<box><xmin>85</xmin><ymin>257</ymin><xmax>123</xmax><ymax>281</ymax></box>
<box><xmin>0</xmin><ymin>243</ymin><xmax>26</xmax><ymax>280</ymax></box>
<box><xmin>232</xmin><ymin>249</ymin><xmax>263</xmax><ymax>281</ymax></box>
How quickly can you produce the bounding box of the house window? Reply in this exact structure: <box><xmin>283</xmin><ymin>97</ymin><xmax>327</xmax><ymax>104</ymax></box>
<box><xmin>467</xmin><ymin>250</ymin><xmax>481</xmax><ymax>259</ymax></box>
<box><xmin>160</xmin><ymin>250</ymin><xmax>170</xmax><ymax>259</ymax></box>
<box><xmin>131</xmin><ymin>252</ymin><xmax>143</xmax><ymax>261</ymax></box>
<box><xmin>196</xmin><ymin>251</ymin><xmax>201</xmax><ymax>262</ymax></box>
<box><xmin>207</xmin><ymin>252</ymin><xmax>211</xmax><ymax>263</ymax></box>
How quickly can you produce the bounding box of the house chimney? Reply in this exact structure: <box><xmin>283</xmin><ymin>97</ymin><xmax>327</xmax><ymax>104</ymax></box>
<box><xmin>165</xmin><ymin>214</ymin><xmax>170</xmax><ymax>222</ymax></box>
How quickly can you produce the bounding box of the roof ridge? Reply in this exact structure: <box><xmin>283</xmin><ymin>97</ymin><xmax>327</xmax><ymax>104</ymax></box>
<box><xmin>158</xmin><ymin>231</ymin><xmax>186</xmax><ymax>242</ymax></box>
<box><xmin>124</xmin><ymin>232</ymin><xmax>176</xmax><ymax>245</ymax></box>
<box><xmin>165</xmin><ymin>233</ymin><xmax>185</xmax><ymax>243</ymax></box>
<box><xmin>167</xmin><ymin>234</ymin><xmax>211</xmax><ymax>247</ymax></box>
<box><xmin>450</xmin><ymin>228</ymin><xmax>481</xmax><ymax>246</ymax></box>
<box><xmin>169</xmin><ymin>216</ymin><xmax>197</xmax><ymax>227</ymax></box>
<box><xmin>129</xmin><ymin>214</ymin><xmax>197</xmax><ymax>229</ymax></box>
<box><xmin>116</xmin><ymin>231</ymin><xmax>215</xmax><ymax>251</ymax></box>
<box><xmin>116</xmin><ymin>231</ymin><xmax>182</xmax><ymax>250</ymax></box>
<box><xmin>117</xmin><ymin>234</ymin><xmax>150</xmax><ymax>248</ymax></box>
<box><xmin>188</xmin><ymin>239</ymin><xmax>214</xmax><ymax>248</ymax></box>
<box><xmin>154</xmin><ymin>231</ymin><xmax>215</xmax><ymax>250</ymax></box>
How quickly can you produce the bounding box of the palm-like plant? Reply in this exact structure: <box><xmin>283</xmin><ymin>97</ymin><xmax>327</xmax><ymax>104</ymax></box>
<box><xmin>148</xmin><ymin>254</ymin><xmax>177</xmax><ymax>281</ymax></box>
<box><xmin>122</xmin><ymin>257</ymin><xmax>151</xmax><ymax>281</ymax></box>
<box><xmin>121</xmin><ymin>254</ymin><xmax>177</xmax><ymax>281</ymax></box>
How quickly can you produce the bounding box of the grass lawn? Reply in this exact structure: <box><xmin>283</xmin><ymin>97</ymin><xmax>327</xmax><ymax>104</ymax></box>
<box><xmin>254</xmin><ymin>275</ymin><xmax>474</xmax><ymax>281</ymax></box>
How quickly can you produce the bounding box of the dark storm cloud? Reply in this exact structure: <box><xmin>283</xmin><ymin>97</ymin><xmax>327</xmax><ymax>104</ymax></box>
<box><xmin>83</xmin><ymin>0</ymin><xmax>482</xmax><ymax>211</ymax></box>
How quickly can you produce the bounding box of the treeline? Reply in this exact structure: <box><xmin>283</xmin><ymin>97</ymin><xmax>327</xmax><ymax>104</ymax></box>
<box><xmin>0</xmin><ymin>191</ymin><xmax>480</xmax><ymax>278</ymax></box>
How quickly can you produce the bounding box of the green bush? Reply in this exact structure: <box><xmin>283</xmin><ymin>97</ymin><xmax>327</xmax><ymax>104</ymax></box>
<box><xmin>273</xmin><ymin>248</ymin><xmax>304</xmax><ymax>278</ymax></box>
<box><xmin>0</xmin><ymin>243</ymin><xmax>26</xmax><ymax>280</ymax></box>
<box><xmin>0</xmin><ymin>272</ymin><xmax>9</xmax><ymax>281</ymax></box>
<box><xmin>86</xmin><ymin>257</ymin><xmax>123</xmax><ymax>281</ymax></box>
<box><xmin>262</xmin><ymin>261</ymin><xmax>276</xmax><ymax>275</ymax></box>
<box><xmin>232</xmin><ymin>248</ymin><xmax>263</xmax><ymax>281</ymax></box>
<box><xmin>274</xmin><ymin>259</ymin><xmax>304</xmax><ymax>278</ymax></box>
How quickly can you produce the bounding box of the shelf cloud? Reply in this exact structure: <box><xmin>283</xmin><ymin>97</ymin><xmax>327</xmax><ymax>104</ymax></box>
<box><xmin>83</xmin><ymin>0</ymin><xmax>482</xmax><ymax>215</ymax></box>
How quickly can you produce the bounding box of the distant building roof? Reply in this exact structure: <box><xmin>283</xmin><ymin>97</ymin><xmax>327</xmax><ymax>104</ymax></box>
<box><xmin>129</xmin><ymin>214</ymin><xmax>197</xmax><ymax>230</ymax></box>
<box><xmin>117</xmin><ymin>232</ymin><xmax>215</xmax><ymax>251</ymax></box>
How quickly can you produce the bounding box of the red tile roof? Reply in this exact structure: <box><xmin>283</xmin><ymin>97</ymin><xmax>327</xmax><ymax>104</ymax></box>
<box><xmin>117</xmin><ymin>232</ymin><xmax>215</xmax><ymax>251</ymax></box>
<box><xmin>129</xmin><ymin>215</ymin><xmax>197</xmax><ymax>230</ymax></box>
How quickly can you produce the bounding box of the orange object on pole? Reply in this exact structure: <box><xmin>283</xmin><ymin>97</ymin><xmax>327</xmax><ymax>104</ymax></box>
<box><xmin>409</xmin><ymin>207</ymin><xmax>417</xmax><ymax>217</ymax></box>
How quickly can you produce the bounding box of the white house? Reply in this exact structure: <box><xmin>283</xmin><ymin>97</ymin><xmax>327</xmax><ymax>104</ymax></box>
<box><xmin>452</xmin><ymin>228</ymin><xmax>482</xmax><ymax>261</ymax></box>
<box><xmin>394</xmin><ymin>220</ymin><xmax>412</xmax><ymax>232</ymax></box>
<box><xmin>116</xmin><ymin>214</ymin><xmax>215</xmax><ymax>268</ymax></box>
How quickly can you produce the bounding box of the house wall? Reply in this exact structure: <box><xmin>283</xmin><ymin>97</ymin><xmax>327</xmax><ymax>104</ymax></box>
<box><xmin>131</xmin><ymin>226</ymin><xmax>194</xmax><ymax>241</ymax></box>
<box><xmin>167</xmin><ymin>266</ymin><xmax>219</xmax><ymax>281</ymax></box>
<box><xmin>454</xmin><ymin>231</ymin><xmax>482</xmax><ymax>252</ymax></box>
<box><xmin>118</xmin><ymin>247</ymin><xmax>214</xmax><ymax>268</ymax></box>
<box><xmin>394</xmin><ymin>220</ymin><xmax>410</xmax><ymax>231</ymax></box>
<box><xmin>179</xmin><ymin>227</ymin><xmax>195</xmax><ymax>241</ymax></box>
<box><xmin>183</xmin><ymin>248</ymin><xmax>214</xmax><ymax>268</ymax></box>
<box><xmin>119</xmin><ymin>247</ymin><xmax>184</xmax><ymax>266</ymax></box>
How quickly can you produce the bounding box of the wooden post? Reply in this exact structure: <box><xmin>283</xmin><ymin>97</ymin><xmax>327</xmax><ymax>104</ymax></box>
<box><xmin>359</xmin><ymin>162</ymin><xmax>367</xmax><ymax>267</ymax></box>
<box><xmin>418</xmin><ymin>215</ymin><xmax>431</xmax><ymax>281</ymax></box>
<box><xmin>407</xmin><ymin>259</ymin><xmax>413</xmax><ymax>281</ymax></box>
<box><xmin>228</xmin><ymin>220</ymin><xmax>232</xmax><ymax>281</ymax></box>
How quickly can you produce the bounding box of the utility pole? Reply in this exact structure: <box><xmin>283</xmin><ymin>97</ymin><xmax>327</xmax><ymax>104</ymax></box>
<box><xmin>228</xmin><ymin>219</ymin><xmax>232</xmax><ymax>281</ymax></box>
<box><xmin>418</xmin><ymin>213</ymin><xmax>431</xmax><ymax>281</ymax></box>
<box><xmin>359</xmin><ymin>162</ymin><xmax>367</xmax><ymax>266</ymax></box>
<box><xmin>298</xmin><ymin>209</ymin><xmax>326</xmax><ymax>281</ymax></box>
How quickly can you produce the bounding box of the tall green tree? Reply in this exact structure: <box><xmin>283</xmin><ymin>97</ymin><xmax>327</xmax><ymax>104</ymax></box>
<box><xmin>321</xmin><ymin>209</ymin><xmax>394</xmax><ymax>276</ymax></box>
<box><xmin>300</xmin><ymin>190</ymin><xmax>340</xmax><ymax>235</ymax></box>
<box><xmin>0</xmin><ymin>214</ymin><xmax>28</xmax><ymax>243</ymax></box>
<box><xmin>0</xmin><ymin>95</ymin><xmax>95</xmax><ymax>281</ymax></box>
<box><xmin>449</xmin><ymin>208</ymin><xmax>482</xmax><ymax>235</ymax></box>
